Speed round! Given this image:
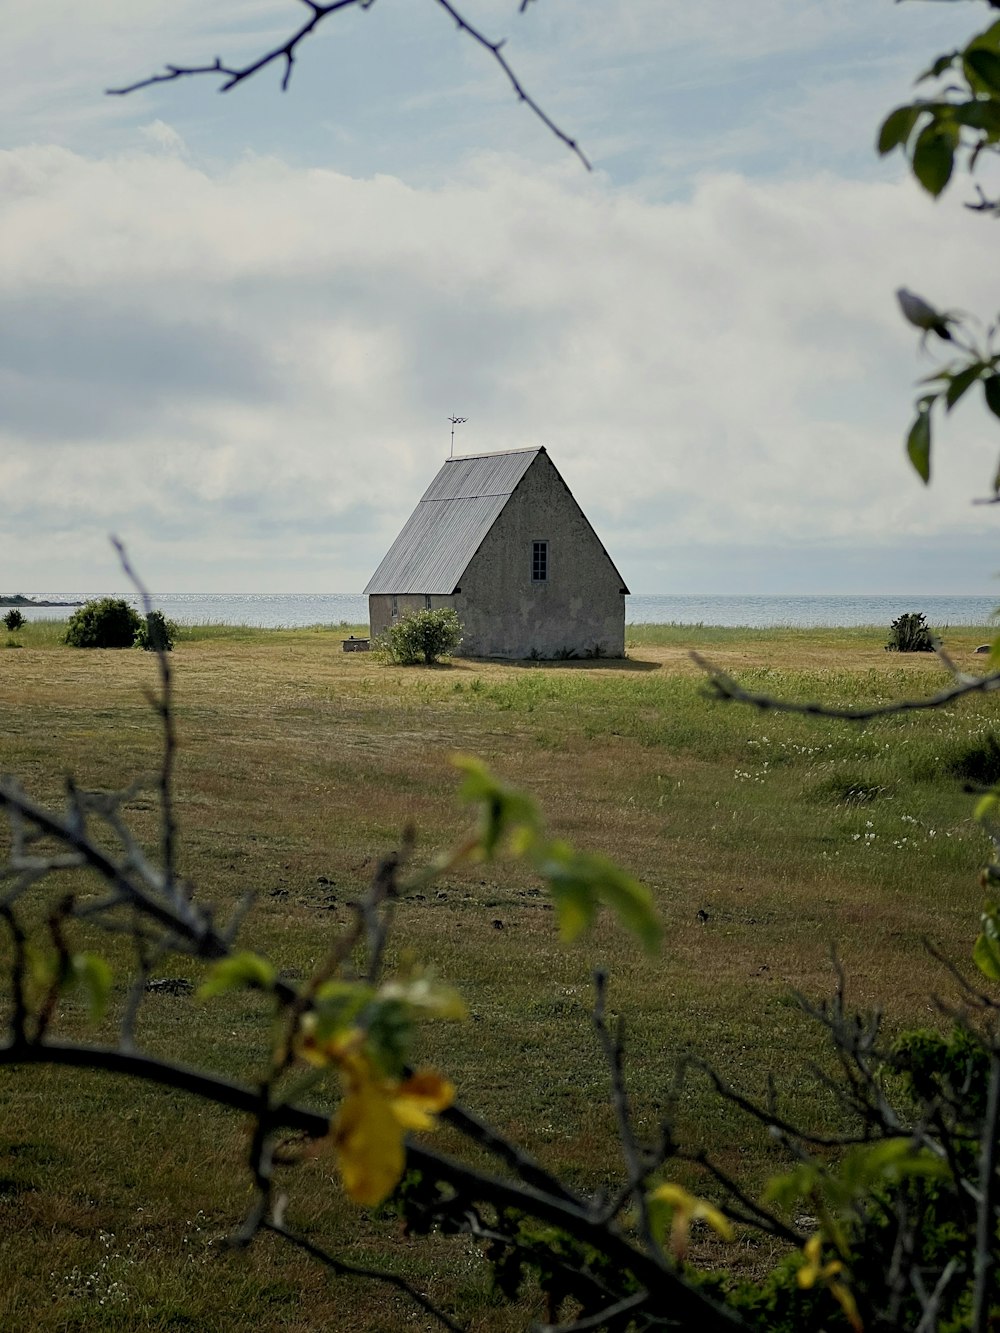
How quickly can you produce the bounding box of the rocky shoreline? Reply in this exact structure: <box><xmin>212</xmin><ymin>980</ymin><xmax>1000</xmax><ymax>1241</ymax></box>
<box><xmin>0</xmin><ymin>594</ymin><xmax>82</xmax><ymax>607</ymax></box>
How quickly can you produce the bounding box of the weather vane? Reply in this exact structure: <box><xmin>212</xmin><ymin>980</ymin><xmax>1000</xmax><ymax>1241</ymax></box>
<box><xmin>448</xmin><ymin>415</ymin><xmax>467</xmax><ymax>457</ymax></box>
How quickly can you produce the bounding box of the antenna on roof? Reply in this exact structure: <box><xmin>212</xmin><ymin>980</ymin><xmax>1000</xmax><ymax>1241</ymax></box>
<box><xmin>448</xmin><ymin>415</ymin><xmax>467</xmax><ymax>458</ymax></box>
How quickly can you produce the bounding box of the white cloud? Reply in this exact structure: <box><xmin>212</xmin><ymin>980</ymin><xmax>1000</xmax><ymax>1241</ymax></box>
<box><xmin>0</xmin><ymin>139</ymin><xmax>997</xmax><ymax>592</ymax></box>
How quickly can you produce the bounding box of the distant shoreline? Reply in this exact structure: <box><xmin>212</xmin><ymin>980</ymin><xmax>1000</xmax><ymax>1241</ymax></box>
<box><xmin>0</xmin><ymin>595</ymin><xmax>82</xmax><ymax>607</ymax></box>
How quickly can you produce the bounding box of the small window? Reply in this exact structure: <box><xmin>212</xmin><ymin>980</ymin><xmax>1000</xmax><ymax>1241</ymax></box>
<box><xmin>532</xmin><ymin>541</ymin><xmax>548</xmax><ymax>583</ymax></box>
<box><xmin>424</xmin><ymin>594</ymin><xmax>432</xmax><ymax>610</ymax></box>
<box><xmin>391</xmin><ymin>595</ymin><xmax>398</xmax><ymax>618</ymax></box>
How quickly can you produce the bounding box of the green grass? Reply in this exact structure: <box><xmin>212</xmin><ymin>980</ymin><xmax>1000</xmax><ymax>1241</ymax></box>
<box><xmin>0</xmin><ymin>623</ymin><xmax>997</xmax><ymax>1328</ymax></box>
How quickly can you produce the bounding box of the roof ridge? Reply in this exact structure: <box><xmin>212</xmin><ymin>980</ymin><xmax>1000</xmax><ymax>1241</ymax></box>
<box><xmin>447</xmin><ymin>446</ymin><xmax>543</xmax><ymax>461</ymax></box>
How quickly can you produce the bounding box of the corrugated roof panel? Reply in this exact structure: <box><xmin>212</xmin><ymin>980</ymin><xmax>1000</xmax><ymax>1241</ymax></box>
<box><xmin>364</xmin><ymin>450</ymin><xmax>541</xmax><ymax>595</ymax></box>
<box><xmin>421</xmin><ymin>448</ymin><xmax>538</xmax><ymax>502</ymax></box>
<box><xmin>364</xmin><ymin>494</ymin><xmax>509</xmax><ymax>594</ymax></box>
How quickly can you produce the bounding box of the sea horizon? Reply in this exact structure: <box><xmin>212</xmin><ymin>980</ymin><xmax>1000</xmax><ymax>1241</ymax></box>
<box><xmin>7</xmin><ymin>591</ymin><xmax>998</xmax><ymax>630</ymax></box>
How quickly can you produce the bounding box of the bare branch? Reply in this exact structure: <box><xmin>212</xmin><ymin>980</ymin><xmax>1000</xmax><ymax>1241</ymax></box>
<box><xmin>690</xmin><ymin>1150</ymin><xmax>805</xmax><ymax>1247</ymax></box>
<box><xmin>107</xmin><ymin>0</ymin><xmax>360</xmax><ymax>97</ymax></box>
<box><xmin>972</xmin><ymin>1051</ymin><xmax>1000</xmax><ymax>1332</ymax></box>
<box><xmin>537</xmin><ymin>1288</ymin><xmax>649</xmax><ymax>1333</ymax></box>
<box><xmin>692</xmin><ymin>651</ymin><xmax>1000</xmax><ymax>722</ymax></box>
<box><xmin>111</xmin><ymin>537</ymin><xmax>180</xmax><ymax>901</ymax></box>
<box><xmin>107</xmin><ymin>0</ymin><xmax>591</xmax><ymax>169</ymax></box>
<box><xmin>431</xmin><ymin>0</ymin><xmax>591</xmax><ymax>169</ymax></box>
<box><xmin>591</xmin><ymin>969</ymin><xmax>663</xmax><ymax>1259</ymax></box>
<box><xmin>263</xmin><ymin>1217</ymin><xmax>466</xmax><ymax>1333</ymax></box>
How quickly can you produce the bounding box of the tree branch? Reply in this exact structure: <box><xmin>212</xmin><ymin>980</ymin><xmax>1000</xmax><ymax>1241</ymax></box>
<box><xmin>691</xmin><ymin>651</ymin><xmax>1000</xmax><ymax>722</ymax></box>
<box><xmin>107</xmin><ymin>0</ymin><xmax>591</xmax><ymax>169</ymax></box>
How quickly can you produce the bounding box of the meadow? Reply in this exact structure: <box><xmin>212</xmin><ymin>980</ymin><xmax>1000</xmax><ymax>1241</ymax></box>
<box><xmin>0</xmin><ymin>618</ymin><xmax>996</xmax><ymax>1331</ymax></box>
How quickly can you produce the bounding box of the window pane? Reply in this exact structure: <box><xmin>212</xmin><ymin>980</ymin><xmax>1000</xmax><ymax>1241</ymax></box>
<box><xmin>532</xmin><ymin>541</ymin><xmax>548</xmax><ymax>582</ymax></box>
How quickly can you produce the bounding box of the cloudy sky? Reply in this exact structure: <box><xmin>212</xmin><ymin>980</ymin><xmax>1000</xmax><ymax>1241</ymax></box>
<box><xmin>4</xmin><ymin>0</ymin><xmax>999</xmax><ymax>594</ymax></box>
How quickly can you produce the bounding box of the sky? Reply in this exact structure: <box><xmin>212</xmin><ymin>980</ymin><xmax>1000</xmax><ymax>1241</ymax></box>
<box><xmin>3</xmin><ymin>0</ymin><xmax>1000</xmax><ymax>595</ymax></box>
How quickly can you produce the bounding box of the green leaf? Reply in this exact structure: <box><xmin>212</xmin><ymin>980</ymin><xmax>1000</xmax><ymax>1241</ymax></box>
<box><xmin>71</xmin><ymin>953</ymin><xmax>112</xmax><ymax>1023</ymax></box>
<box><xmin>532</xmin><ymin>839</ymin><xmax>662</xmax><ymax>953</ymax></box>
<box><xmin>916</xmin><ymin>53</ymin><xmax>958</xmax><ymax>83</ymax></box>
<box><xmin>964</xmin><ymin>48</ymin><xmax>1000</xmax><ymax>97</ymax></box>
<box><xmin>378</xmin><ymin>973</ymin><xmax>467</xmax><ymax>1021</ymax></box>
<box><xmin>312</xmin><ymin>979</ymin><xmax>375</xmax><ymax>1034</ymax></box>
<box><xmin>984</xmin><ymin>375</ymin><xmax>1000</xmax><ymax>421</ymax></box>
<box><xmin>877</xmin><ymin>104</ymin><xmax>921</xmax><ymax>155</ymax></box>
<box><xmin>198</xmin><ymin>951</ymin><xmax>277</xmax><ymax>1000</ymax></box>
<box><xmin>972</xmin><ymin>20</ymin><xmax>1000</xmax><ymax>55</ymax></box>
<box><xmin>912</xmin><ymin>123</ymin><xmax>956</xmax><ymax>196</ymax></box>
<box><xmin>973</xmin><ymin>932</ymin><xmax>1000</xmax><ymax>981</ymax></box>
<box><xmin>975</xmin><ymin>793</ymin><xmax>1000</xmax><ymax>823</ymax></box>
<box><xmin>906</xmin><ymin>409</ymin><xmax>932</xmax><ymax>483</ymax></box>
<box><xmin>452</xmin><ymin>754</ymin><xmax>541</xmax><ymax>859</ymax></box>
<box><xmin>973</xmin><ymin>903</ymin><xmax>1000</xmax><ymax>981</ymax></box>
<box><xmin>364</xmin><ymin>997</ymin><xmax>413</xmax><ymax>1077</ymax></box>
<box><xmin>847</xmin><ymin>1138</ymin><xmax>947</xmax><ymax>1186</ymax></box>
<box><xmin>955</xmin><ymin>100</ymin><xmax>1000</xmax><ymax>138</ymax></box>
<box><xmin>945</xmin><ymin>363</ymin><xmax>983</xmax><ymax>411</ymax></box>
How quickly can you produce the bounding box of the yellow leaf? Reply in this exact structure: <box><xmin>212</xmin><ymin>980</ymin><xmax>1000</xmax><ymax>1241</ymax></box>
<box><xmin>648</xmin><ymin>1182</ymin><xmax>734</xmax><ymax>1258</ymax></box>
<box><xmin>831</xmin><ymin>1279</ymin><xmax>863</xmax><ymax>1333</ymax></box>
<box><xmin>392</xmin><ymin>1071</ymin><xmax>454</xmax><ymax>1130</ymax></box>
<box><xmin>331</xmin><ymin>1052</ymin><xmax>453</xmax><ymax>1206</ymax></box>
<box><xmin>333</xmin><ymin>1074</ymin><xmax>405</xmax><ymax>1207</ymax></box>
<box><xmin>797</xmin><ymin>1235</ymin><xmax>860</xmax><ymax>1329</ymax></box>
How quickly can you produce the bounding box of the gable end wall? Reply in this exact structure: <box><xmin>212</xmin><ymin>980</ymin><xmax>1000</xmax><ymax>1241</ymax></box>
<box><xmin>455</xmin><ymin>453</ymin><xmax>625</xmax><ymax>659</ymax></box>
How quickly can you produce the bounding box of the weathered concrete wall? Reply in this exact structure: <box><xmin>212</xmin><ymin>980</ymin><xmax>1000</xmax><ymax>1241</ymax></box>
<box><xmin>368</xmin><ymin>593</ymin><xmax>455</xmax><ymax>641</ymax></box>
<box><xmin>455</xmin><ymin>453</ymin><xmax>625</xmax><ymax>659</ymax></box>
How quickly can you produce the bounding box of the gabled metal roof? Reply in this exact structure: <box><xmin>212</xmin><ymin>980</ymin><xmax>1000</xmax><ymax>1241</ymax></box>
<box><xmin>364</xmin><ymin>449</ymin><xmax>541</xmax><ymax>595</ymax></box>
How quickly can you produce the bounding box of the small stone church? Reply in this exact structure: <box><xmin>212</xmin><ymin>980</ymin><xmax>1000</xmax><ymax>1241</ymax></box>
<box><xmin>364</xmin><ymin>447</ymin><xmax>628</xmax><ymax>659</ymax></box>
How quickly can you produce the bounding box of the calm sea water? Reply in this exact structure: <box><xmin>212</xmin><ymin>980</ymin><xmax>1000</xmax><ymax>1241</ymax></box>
<box><xmin>9</xmin><ymin>592</ymin><xmax>999</xmax><ymax>628</ymax></box>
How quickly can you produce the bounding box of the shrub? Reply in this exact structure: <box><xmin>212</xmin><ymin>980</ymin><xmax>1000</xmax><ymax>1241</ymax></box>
<box><xmin>885</xmin><ymin>611</ymin><xmax>935</xmax><ymax>652</ymax></box>
<box><xmin>135</xmin><ymin>610</ymin><xmax>178</xmax><ymax>653</ymax></box>
<box><xmin>943</xmin><ymin>733</ymin><xmax>1000</xmax><ymax>786</ymax></box>
<box><xmin>3</xmin><ymin>608</ymin><xmax>25</xmax><ymax>631</ymax></box>
<box><xmin>64</xmin><ymin>597</ymin><xmax>143</xmax><ymax>649</ymax></box>
<box><xmin>381</xmin><ymin>608</ymin><xmax>462</xmax><ymax>665</ymax></box>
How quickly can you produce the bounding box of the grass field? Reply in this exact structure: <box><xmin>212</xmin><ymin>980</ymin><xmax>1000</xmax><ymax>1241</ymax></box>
<box><xmin>0</xmin><ymin>618</ymin><xmax>997</xmax><ymax>1330</ymax></box>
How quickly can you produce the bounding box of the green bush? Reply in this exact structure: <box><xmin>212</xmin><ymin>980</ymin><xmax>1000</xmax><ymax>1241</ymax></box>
<box><xmin>135</xmin><ymin>610</ymin><xmax>178</xmax><ymax>653</ymax></box>
<box><xmin>885</xmin><ymin>611</ymin><xmax>935</xmax><ymax>653</ymax></box>
<box><xmin>3</xmin><ymin>608</ymin><xmax>25</xmax><ymax>631</ymax></box>
<box><xmin>64</xmin><ymin>597</ymin><xmax>143</xmax><ymax>649</ymax></box>
<box><xmin>380</xmin><ymin>608</ymin><xmax>462</xmax><ymax>665</ymax></box>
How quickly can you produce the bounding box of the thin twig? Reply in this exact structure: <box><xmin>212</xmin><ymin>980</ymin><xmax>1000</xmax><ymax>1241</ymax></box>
<box><xmin>537</xmin><ymin>1288</ymin><xmax>649</xmax><ymax>1333</ymax></box>
<box><xmin>263</xmin><ymin>1217</ymin><xmax>466</xmax><ymax>1332</ymax></box>
<box><xmin>107</xmin><ymin>0</ymin><xmax>590</xmax><ymax>169</ymax></box>
<box><xmin>690</xmin><ymin>1151</ymin><xmax>804</xmax><ymax>1247</ymax></box>
<box><xmin>0</xmin><ymin>907</ymin><xmax>29</xmax><ymax>1043</ymax></box>
<box><xmin>971</xmin><ymin>1050</ymin><xmax>1000</xmax><ymax>1332</ymax></box>
<box><xmin>692</xmin><ymin>651</ymin><xmax>1000</xmax><ymax>722</ymax></box>
<box><xmin>431</xmin><ymin>0</ymin><xmax>591</xmax><ymax>169</ymax></box>
<box><xmin>592</xmin><ymin>969</ymin><xmax>662</xmax><ymax>1259</ymax></box>
<box><xmin>112</xmin><ymin>537</ymin><xmax>179</xmax><ymax>901</ymax></box>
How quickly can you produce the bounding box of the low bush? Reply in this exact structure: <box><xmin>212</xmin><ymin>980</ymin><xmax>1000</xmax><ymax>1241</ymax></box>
<box><xmin>64</xmin><ymin>597</ymin><xmax>143</xmax><ymax>649</ymax></box>
<box><xmin>380</xmin><ymin>607</ymin><xmax>462</xmax><ymax>665</ymax></box>
<box><xmin>943</xmin><ymin>733</ymin><xmax>1000</xmax><ymax>786</ymax></box>
<box><xmin>885</xmin><ymin>612</ymin><xmax>935</xmax><ymax>652</ymax></box>
<box><xmin>3</xmin><ymin>608</ymin><xmax>25</xmax><ymax>631</ymax></box>
<box><xmin>135</xmin><ymin>610</ymin><xmax>178</xmax><ymax>653</ymax></box>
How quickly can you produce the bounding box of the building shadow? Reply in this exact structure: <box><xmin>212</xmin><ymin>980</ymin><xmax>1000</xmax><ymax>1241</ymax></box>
<box><xmin>453</xmin><ymin>656</ymin><xmax>661</xmax><ymax>673</ymax></box>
